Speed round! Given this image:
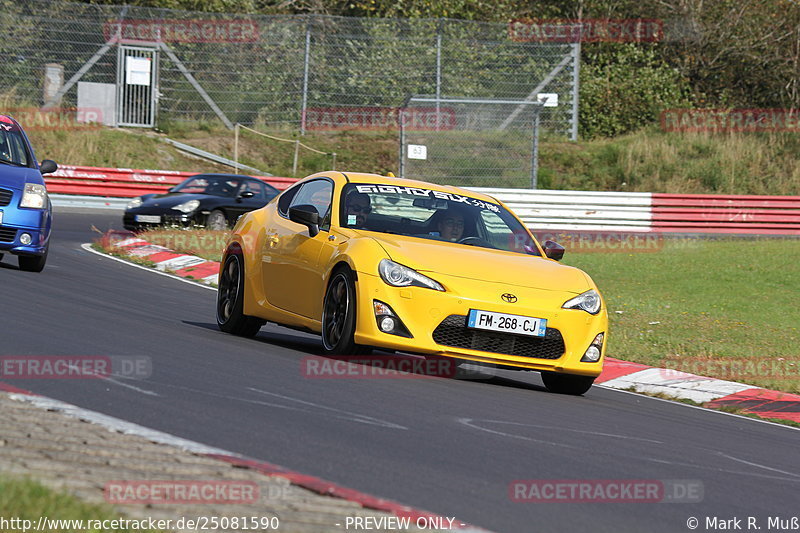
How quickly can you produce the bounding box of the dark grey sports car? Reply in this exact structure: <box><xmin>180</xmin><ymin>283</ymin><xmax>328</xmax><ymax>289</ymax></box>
<box><xmin>123</xmin><ymin>173</ymin><xmax>280</xmax><ymax>231</ymax></box>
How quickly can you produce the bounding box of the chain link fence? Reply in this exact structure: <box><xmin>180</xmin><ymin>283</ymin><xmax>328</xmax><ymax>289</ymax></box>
<box><xmin>0</xmin><ymin>0</ymin><xmax>579</xmax><ymax>140</ymax></box>
<box><xmin>400</xmin><ymin>97</ymin><xmax>548</xmax><ymax>188</ymax></box>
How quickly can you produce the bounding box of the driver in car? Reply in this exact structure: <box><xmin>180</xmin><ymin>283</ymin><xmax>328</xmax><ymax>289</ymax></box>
<box><xmin>430</xmin><ymin>209</ymin><xmax>465</xmax><ymax>241</ymax></box>
<box><xmin>437</xmin><ymin>212</ymin><xmax>464</xmax><ymax>241</ymax></box>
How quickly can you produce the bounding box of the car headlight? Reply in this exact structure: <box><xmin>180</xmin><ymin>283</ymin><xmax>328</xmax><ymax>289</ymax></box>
<box><xmin>562</xmin><ymin>289</ymin><xmax>601</xmax><ymax>315</ymax></box>
<box><xmin>378</xmin><ymin>259</ymin><xmax>444</xmax><ymax>291</ymax></box>
<box><xmin>127</xmin><ymin>197</ymin><xmax>143</xmax><ymax>209</ymax></box>
<box><xmin>172</xmin><ymin>199</ymin><xmax>200</xmax><ymax>213</ymax></box>
<box><xmin>19</xmin><ymin>183</ymin><xmax>47</xmax><ymax>209</ymax></box>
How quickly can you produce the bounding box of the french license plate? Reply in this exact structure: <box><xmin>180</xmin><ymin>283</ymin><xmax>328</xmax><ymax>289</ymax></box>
<box><xmin>467</xmin><ymin>309</ymin><xmax>547</xmax><ymax>337</ymax></box>
<box><xmin>135</xmin><ymin>215</ymin><xmax>161</xmax><ymax>223</ymax></box>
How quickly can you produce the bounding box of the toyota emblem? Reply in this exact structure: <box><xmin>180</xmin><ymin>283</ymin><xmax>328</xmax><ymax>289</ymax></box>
<box><xmin>501</xmin><ymin>293</ymin><xmax>517</xmax><ymax>303</ymax></box>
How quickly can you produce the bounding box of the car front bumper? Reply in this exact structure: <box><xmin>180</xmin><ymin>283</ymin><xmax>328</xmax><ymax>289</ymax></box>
<box><xmin>123</xmin><ymin>208</ymin><xmax>203</xmax><ymax>230</ymax></box>
<box><xmin>0</xmin><ymin>205</ymin><xmax>50</xmax><ymax>255</ymax></box>
<box><xmin>352</xmin><ymin>271</ymin><xmax>608</xmax><ymax>377</ymax></box>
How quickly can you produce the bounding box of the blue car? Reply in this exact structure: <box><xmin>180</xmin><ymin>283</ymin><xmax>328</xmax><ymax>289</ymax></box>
<box><xmin>0</xmin><ymin>114</ymin><xmax>57</xmax><ymax>272</ymax></box>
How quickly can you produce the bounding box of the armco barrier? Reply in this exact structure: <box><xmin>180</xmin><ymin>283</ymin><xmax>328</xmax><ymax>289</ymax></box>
<box><xmin>469</xmin><ymin>188</ymin><xmax>800</xmax><ymax>235</ymax></box>
<box><xmin>43</xmin><ymin>167</ymin><xmax>800</xmax><ymax>236</ymax></box>
<box><xmin>651</xmin><ymin>193</ymin><xmax>800</xmax><ymax>235</ymax></box>
<box><xmin>469</xmin><ymin>188</ymin><xmax>654</xmax><ymax>232</ymax></box>
<box><xmin>45</xmin><ymin>165</ymin><xmax>295</xmax><ymax>198</ymax></box>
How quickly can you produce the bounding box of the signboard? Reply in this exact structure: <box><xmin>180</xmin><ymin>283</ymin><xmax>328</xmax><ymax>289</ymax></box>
<box><xmin>408</xmin><ymin>145</ymin><xmax>428</xmax><ymax>160</ymax></box>
<box><xmin>125</xmin><ymin>56</ymin><xmax>152</xmax><ymax>86</ymax></box>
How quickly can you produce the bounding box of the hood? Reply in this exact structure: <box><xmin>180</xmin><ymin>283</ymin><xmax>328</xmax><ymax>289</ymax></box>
<box><xmin>0</xmin><ymin>165</ymin><xmax>44</xmax><ymax>191</ymax></box>
<box><xmin>140</xmin><ymin>193</ymin><xmax>210</xmax><ymax>208</ymax></box>
<box><xmin>369</xmin><ymin>233</ymin><xmax>591</xmax><ymax>293</ymax></box>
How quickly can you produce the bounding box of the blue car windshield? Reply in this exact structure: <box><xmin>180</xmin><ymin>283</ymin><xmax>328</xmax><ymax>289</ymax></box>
<box><xmin>340</xmin><ymin>183</ymin><xmax>541</xmax><ymax>256</ymax></box>
<box><xmin>0</xmin><ymin>125</ymin><xmax>31</xmax><ymax>167</ymax></box>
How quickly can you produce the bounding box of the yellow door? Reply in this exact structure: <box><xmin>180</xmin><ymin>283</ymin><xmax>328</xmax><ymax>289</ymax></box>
<box><xmin>261</xmin><ymin>178</ymin><xmax>334</xmax><ymax>319</ymax></box>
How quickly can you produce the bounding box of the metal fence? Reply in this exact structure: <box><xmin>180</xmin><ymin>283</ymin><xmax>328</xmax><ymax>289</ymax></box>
<box><xmin>400</xmin><ymin>96</ymin><xmax>550</xmax><ymax>187</ymax></box>
<box><xmin>0</xmin><ymin>0</ymin><xmax>580</xmax><ymax>139</ymax></box>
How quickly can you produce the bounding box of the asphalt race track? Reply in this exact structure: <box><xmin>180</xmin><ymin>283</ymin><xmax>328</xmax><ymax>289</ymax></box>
<box><xmin>1</xmin><ymin>209</ymin><xmax>798</xmax><ymax>533</ymax></box>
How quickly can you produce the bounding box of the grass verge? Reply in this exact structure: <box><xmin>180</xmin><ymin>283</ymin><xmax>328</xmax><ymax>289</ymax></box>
<box><xmin>564</xmin><ymin>237</ymin><xmax>800</xmax><ymax>393</ymax></box>
<box><xmin>0</xmin><ymin>475</ymin><xmax>163</xmax><ymax>533</ymax></box>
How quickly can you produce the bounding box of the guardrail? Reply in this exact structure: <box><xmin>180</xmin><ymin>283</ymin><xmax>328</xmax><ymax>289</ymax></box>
<box><xmin>45</xmin><ymin>165</ymin><xmax>295</xmax><ymax>198</ymax></box>
<box><xmin>470</xmin><ymin>188</ymin><xmax>653</xmax><ymax>232</ymax></box>
<box><xmin>44</xmin><ymin>166</ymin><xmax>800</xmax><ymax>235</ymax></box>
<box><xmin>470</xmin><ymin>188</ymin><xmax>800</xmax><ymax>235</ymax></box>
<box><xmin>651</xmin><ymin>193</ymin><xmax>800</xmax><ymax>235</ymax></box>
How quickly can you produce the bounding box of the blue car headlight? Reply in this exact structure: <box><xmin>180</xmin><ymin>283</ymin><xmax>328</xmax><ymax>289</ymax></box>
<box><xmin>20</xmin><ymin>183</ymin><xmax>47</xmax><ymax>209</ymax></box>
<box><xmin>127</xmin><ymin>197</ymin><xmax>143</xmax><ymax>209</ymax></box>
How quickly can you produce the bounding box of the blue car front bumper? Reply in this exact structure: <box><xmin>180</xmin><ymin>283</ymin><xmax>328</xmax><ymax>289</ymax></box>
<box><xmin>0</xmin><ymin>193</ymin><xmax>51</xmax><ymax>256</ymax></box>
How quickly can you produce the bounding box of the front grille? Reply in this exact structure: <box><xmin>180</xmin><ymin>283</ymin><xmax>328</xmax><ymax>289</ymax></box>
<box><xmin>0</xmin><ymin>226</ymin><xmax>17</xmax><ymax>242</ymax></box>
<box><xmin>432</xmin><ymin>314</ymin><xmax>565</xmax><ymax>360</ymax></box>
<box><xmin>0</xmin><ymin>188</ymin><xmax>12</xmax><ymax>206</ymax></box>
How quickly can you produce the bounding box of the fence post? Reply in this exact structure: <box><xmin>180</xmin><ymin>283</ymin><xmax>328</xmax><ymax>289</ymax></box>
<box><xmin>331</xmin><ymin>152</ymin><xmax>337</xmax><ymax>170</ymax></box>
<box><xmin>435</xmin><ymin>18</ymin><xmax>443</xmax><ymax>131</ymax></box>
<box><xmin>570</xmin><ymin>41</ymin><xmax>581</xmax><ymax>141</ymax></box>
<box><xmin>234</xmin><ymin>123</ymin><xmax>239</xmax><ymax>174</ymax></box>
<box><xmin>300</xmin><ymin>16</ymin><xmax>312</xmax><ymax>135</ymax></box>
<box><xmin>531</xmin><ymin>105</ymin><xmax>541</xmax><ymax>189</ymax></box>
<box><xmin>293</xmin><ymin>140</ymin><xmax>300</xmax><ymax>177</ymax></box>
<box><xmin>398</xmin><ymin>107</ymin><xmax>406</xmax><ymax>179</ymax></box>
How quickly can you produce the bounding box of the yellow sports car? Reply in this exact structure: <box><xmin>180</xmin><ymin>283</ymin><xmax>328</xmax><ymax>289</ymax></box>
<box><xmin>217</xmin><ymin>172</ymin><xmax>607</xmax><ymax>395</ymax></box>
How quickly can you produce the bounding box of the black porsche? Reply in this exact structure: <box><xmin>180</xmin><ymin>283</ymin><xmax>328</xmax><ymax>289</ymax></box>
<box><xmin>123</xmin><ymin>174</ymin><xmax>280</xmax><ymax>231</ymax></box>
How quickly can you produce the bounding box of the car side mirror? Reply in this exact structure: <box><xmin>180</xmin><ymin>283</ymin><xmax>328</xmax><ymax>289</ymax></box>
<box><xmin>543</xmin><ymin>240</ymin><xmax>565</xmax><ymax>261</ymax></box>
<box><xmin>288</xmin><ymin>204</ymin><xmax>320</xmax><ymax>237</ymax></box>
<box><xmin>39</xmin><ymin>159</ymin><xmax>58</xmax><ymax>174</ymax></box>
<box><xmin>237</xmin><ymin>191</ymin><xmax>255</xmax><ymax>202</ymax></box>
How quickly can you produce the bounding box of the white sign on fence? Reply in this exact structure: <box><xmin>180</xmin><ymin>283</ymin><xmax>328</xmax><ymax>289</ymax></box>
<box><xmin>125</xmin><ymin>56</ymin><xmax>152</xmax><ymax>86</ymax></box>
<box><xmin>408</xmin><ymin>144</ymin><xmax>427</xmax><ymax>160</ymax></box>
<box><xmin>537</xmin><ymin>93</ymin><xmax>559</xmax><ymax>107</ymax></box>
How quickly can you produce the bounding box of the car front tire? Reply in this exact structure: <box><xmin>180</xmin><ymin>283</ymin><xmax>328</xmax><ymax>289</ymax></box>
<box><xmin>321</xmin><ymin>268</ymin><xmax>370</xmax><ymax>355</ymax></box>
<box><xmin>216</xmin><ymin>252</ymin><xmax>263</xmax><ymax>337</ymax></box>
<box><xmin>541</xmin><ymin>371</ymin><xmax>595</xmax><ymax>395</ymax></box>
<box><xmin>207</xmin><ymin>209</ymin><xmax>228</xmax><ymax>231</ymax></box>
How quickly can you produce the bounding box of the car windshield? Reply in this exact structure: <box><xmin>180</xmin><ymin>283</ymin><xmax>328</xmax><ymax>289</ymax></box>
<box><xmin>173</xmin><ymin>176</ymin><xmax>242</xmax><ymax>197</ymax></box>
<box><xmin>340</xmin><ymin>183</ymin><xmax>540</xmax><ymax>256</ymax></box>
<box><xmin>0</xmin><ymin>122</ymin><xmax>31</xmax><ymax>167</ymax></box>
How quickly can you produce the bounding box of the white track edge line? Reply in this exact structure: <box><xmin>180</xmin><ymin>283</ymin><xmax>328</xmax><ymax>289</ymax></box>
<box><xmin>597</xmin><ymin>385</ymin><xmax>800</xmax><ymax>431</ymax></box>
<box><xmin>81</xmin><ymin>243</ymin><xmax>216</xmax><ymax>292</ymax></box>
<box><xmin>7</xmin><ymin>393</ymin><xmax>234</xmax><ymax>455</ymax></box>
